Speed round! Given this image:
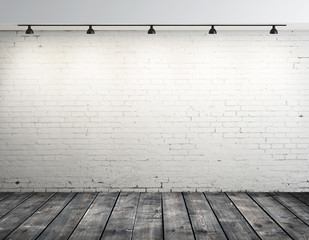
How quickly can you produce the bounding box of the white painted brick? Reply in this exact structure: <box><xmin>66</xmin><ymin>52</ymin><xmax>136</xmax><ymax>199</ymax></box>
<box><xmin>0</xmin><ymin>30</ymin><xmax>308</xmax><ymax>192</ymax></box>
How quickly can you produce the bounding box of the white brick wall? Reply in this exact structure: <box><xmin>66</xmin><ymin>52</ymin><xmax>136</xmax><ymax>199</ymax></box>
<box><xmin>0</xmin><ymin>30</ymin><xmax>309</xmax><ymax>192</ymax></box>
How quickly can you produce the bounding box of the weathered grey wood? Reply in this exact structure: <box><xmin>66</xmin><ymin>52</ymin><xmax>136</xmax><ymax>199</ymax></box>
<box><xmin>37</xmin><ymin>193</ymin><xmax>97</xmax><ymax>240</ymax></box>
<box><xmin>6</xmin><ymin>193</ymin><xmax>76</xmax><ymax>240</ymax></box>
<box><xmin>69</xmin><ymin>192</ymin><xmax>119</xmax><ymax>240</ymax></box>
<box><xmin>184</xmin><ymin>192</ymin><xmax>227</xmax><ymax>240</ymax></box>
<box><xmin>0</xmin><ymin>192</ymin><xmax>54</xmax><ymax>239</ymax></box>
<box><xmin>228</xmin><ymin>192</ymin><xmax>291</xmax><ymax>240</ymax></box>
<box><xmin>162</xmin><ymin>192</ymin><xmax>195</xmax><ymax>240</ymax></box>
<box><xmin>1</xmin><ymin>191</ymin><xmax>308</xmax><ymax>240</ymax></box>
<box><xmin>270</xmin><ymin>192</ymin><xmax>309</xmax><ymax>225</ymax></box>
<box><xmin>101</xmin><ymin>192</ymin><xmax>140</xmax><ymax>240</ymax></box>
<box><xmin>205</xmin><ymin>193</ymin><xmax>259</xmax><ymax>240</ymax></box>
<box><xmin>249</xmin><ymin>192</ymin><xmax>309</xmax><ymax>240</ymax></box>
<box><xmin>0</xmin><ymin>193</ymin><xmax>13</xmax><ymax>202</ymax></box>
<box><xmin>131</xmin><ymin>193</ymin><xmax>163</xmax><ymax>240</ymax></box>
<box><xmin>0</xmin><ymin>192</ymin><xmax>34</xmax><ymax>219</ymax></box>
<box><xmin>291</xmin><ymin>192</ymin><xmax>309</xmax><ymax>206</ymax></box>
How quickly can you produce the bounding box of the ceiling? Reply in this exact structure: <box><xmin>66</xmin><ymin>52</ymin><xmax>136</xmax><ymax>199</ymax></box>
<box><xmin>1</xmin><ymin>0</ymin><xmax>309</xmax><ymax>30</ymax></box>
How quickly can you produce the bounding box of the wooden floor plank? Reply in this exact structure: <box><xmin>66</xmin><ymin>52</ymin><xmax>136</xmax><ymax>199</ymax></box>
<box><xmin>69</xmin><ymin>192</ymin><xmax>119</xmax><ymax>240</ymax></box>
<box><xmin>291</xmin><ymin>192</ymin><xmax>309</xmax><ymax>206</ymax></box>
<box><xmin>249</xmin><ymin>192</ymin><xmax>309</xmax><ymax>240</ymax></box>
<box><xmin>6</xmin><ymin>193</ymin><xmax>76</xmax><ymax>240</ymax></box>
<box><xmin>0</xmin><ymin>192</ymin><xmax>34</xmax><ymax>219</ymax></box>
<box><xmin>0</xmin><ymin>193</ymin><xmax>54</xmax><ymax>239</ymax></box>
<box><xmin>270</xmin><ymin>192</ymin><xmax>309</xmax><ymax>225</ymax></box>
<box><xmin>205</xmin><ymin>193</ymin><xmax>259</xmax><ymax>240</ymax></box>
<box><xmin>162</xmin><ymin>192</ymin><xmax>195</xmax><ymax>240</ymax></box>
<box><xmin>227</xmin><ymin>192</ymin><xmax>291</xmax><ymax>240</ymax></box>
<box><xmin>0</xmin><ymin>193</ymin><xmax>13</xmax><ymax>202</ymax></box>
<box><xmin>0</xmin><ymin>191</ymin><xmax>308</xmax><ymax>240</ymax></box>
<box><xmin>131</xmin><ymin>193</ymin><xmax>163</xmax><ymax>240</ymax></box>
<box><xmin>184</xmin><ymin>192</ymin><xmax>227</xmax><ymax>240</ymax></box>
<box><xmin>36</xmin><ymin>192</ymin><xmax>97</xmax><ymax>240</ymax></box>
<box><xmin>101</xmin><ymin>192</ymin><xmax>140</xmax><ymax>240</ymax></box>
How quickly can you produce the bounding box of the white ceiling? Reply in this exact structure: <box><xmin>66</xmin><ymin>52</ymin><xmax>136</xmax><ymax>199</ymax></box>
<box><xmin>0</xmin><ymin>0</ymin><xmax>309</xmax><ymax>30</ymax></box>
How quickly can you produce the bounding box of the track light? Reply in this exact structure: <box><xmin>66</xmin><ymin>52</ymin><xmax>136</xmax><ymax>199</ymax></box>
<box><xmin>270</xmin><ymin>25</ymin><xmax>278</xmax><ymax>34</ymax></box>
<box><xmin>87</xmin><ymin>25</ymin><xmax>95</xmax><ymax>34</ymax></box>
<box><xmin>148</xmin><ymin>25</ymin><xmax>156</xmax><ymax>34</ymax></box>
<box><xmin>209</xmin><ymin>25</ymin><xmax>217</xmax><ymax>34</ymax></box>
<box><xmin>18</xmin><ymin>24</ymin><xmax>285</xmax><ymax>35</ymax></box>
<box><xmin>25</xmin><ymin>25</ymin><xmax>34</xmax><ymax>34</ymax></box>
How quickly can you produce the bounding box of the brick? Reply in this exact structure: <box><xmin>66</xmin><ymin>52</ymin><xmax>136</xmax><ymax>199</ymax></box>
<box><xmin>0</xmin><ymin>30</ymin><xmax>308</xmax><ymax>192</ymax></box>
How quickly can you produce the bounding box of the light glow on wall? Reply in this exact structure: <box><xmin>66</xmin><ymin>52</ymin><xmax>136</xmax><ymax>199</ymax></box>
<box><xmin>0</xmin><ymin>30</ymin><xmax>308</xmax><ymax>192</ymax></box>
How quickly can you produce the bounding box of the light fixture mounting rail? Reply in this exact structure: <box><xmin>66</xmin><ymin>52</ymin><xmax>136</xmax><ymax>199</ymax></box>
<box><xmin>18</xmin><ymin>24</ymin><xmax>287</xmax><ymax>27</ymax></box>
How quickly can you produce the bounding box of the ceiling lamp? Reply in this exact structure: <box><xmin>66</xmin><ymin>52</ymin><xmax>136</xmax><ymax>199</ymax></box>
<box><xmin>25</xmin><ymin>25</ymin><xmax>34</xmax><ymax>34</ymax></box>
<box><xmin>148</xmin><ymin>25</ymin><xmax>156</xmax><ymax>34</ymax></box>
<box><xmin>87</xmin><ymin>25</ymin><xmax>95</xmax><ymax>34</ymax></box>
<box><xmin>270</xmin><ymin>25</ymin><xmax>278</xmax><ymax>34</ymax></box>
<box><xmin>209</xmin><ymin>25</ymin><xmax>217</xmax><ymax>34</ymax></box>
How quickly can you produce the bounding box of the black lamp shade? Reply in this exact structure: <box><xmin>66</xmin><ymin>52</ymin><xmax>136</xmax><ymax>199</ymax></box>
<box><xmin>209</xmin><ymin>25</ymin><xmax>217</xmax><ymax>34</ymax></box>
<box><xmin>26</xmin><ymin>25</ymin><xmax>34</xmax><ymax>34</ymax></box>
<box><xmin>87</xmin><ymin>25</ymin><xmax>95</xmax><ymax>34</ymax></box>
<box><xmin>270</xmin><ymin>25</ymin><xmax>278</xmax><ymax>34</ymax></box>
<box><xmin>148</xmin><ymin>25</ymin><xmax>156</xmax><ymax>34</ymax></box>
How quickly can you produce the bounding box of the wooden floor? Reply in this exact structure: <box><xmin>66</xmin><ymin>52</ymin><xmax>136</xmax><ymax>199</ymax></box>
<box><xmin>0</xmin><ymin>192</ymin><xmax>308</xmax><ymax>240</ymax></box>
